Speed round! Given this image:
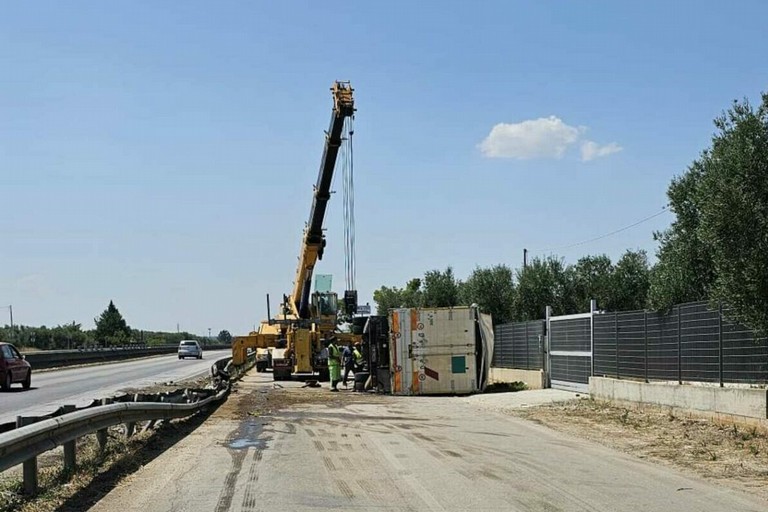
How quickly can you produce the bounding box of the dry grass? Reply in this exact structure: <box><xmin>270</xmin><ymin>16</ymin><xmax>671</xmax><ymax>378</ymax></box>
<box><xmin>512</xmin><ymin>399</ymin><xmax>768</xmax><ymax>500</ymax></box>
<box><xmin>0</xmin><ymin>412</ymin><xmax>218</xmax><ymax>512</ymax></box>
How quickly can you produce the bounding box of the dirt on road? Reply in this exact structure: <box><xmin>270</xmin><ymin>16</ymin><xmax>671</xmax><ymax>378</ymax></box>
<box><xmin>507</xmin><ymin>398</ymin><xmax>768</xmax><ymax>501</ymax></box>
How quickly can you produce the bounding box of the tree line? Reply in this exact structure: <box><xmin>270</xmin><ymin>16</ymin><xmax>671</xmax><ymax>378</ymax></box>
<box><xmin>375</xmin><ymin>93</ymin><xmax>768</xmax><ymax>334</ymax></box>
<box><xmin>0</xmin><ymin>300</ymin><xmax>233</xmax><ymax>350</ymax></box>
<box><xmin>373</xmin><ymin>251</ymin><xmax>649</xmax><ymax>326</ymax></box>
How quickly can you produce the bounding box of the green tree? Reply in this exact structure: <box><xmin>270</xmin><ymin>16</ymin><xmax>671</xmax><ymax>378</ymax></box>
<box><xmin>610</xmin><ymin>249</ymin><xmax>651</xmax><ymax>311</ymax></box>
<box><xmin>217</xmin><ymin>329</ymin><xmax>233</xmax><ymax>344</ymax></box>
<box><xmin>569</xmin><ymin>255</ymin><xmax>614</xmax><ymax>312</ymax></box>
<box><xmin>514</xmin><ymin>256</ymin><xmax>573</xmax><ymax>320</ymax></box>
<box><xmin>696</xmin><ymin>95</ymin><xmax>768</xmax><ymax>333</ymax></box>
<box><xmin>648</xmin><ymin>166</ymin><xmax>714</xmax><ymax>310</ymax></box>
<box><xmin>649</xmin><ymin>93</ymin><xmax>768</xmax><ymax>334</ymax></box>
<box><xmin>401</xmin><ymin>278</ymin><xmax>424</xmax><ymax>308</ymax></box>
<box><xmin>94</xmin><ymin>300</ymin><xmax>132</xmax><ymax>346</ymax></box>
<box><xmin>421</xmin><ymin>267</ymin><xmax>461</xmax><ymax>307</ymax></box>
<box><xmin>460</xmin><ymin>264</ymin><xmax>515</xmax><ymax>325</ymax></box>
<box><xmin>373</xmin><ymin>285</ymin><xmax>404</xmax><ymax>315</ymax></box>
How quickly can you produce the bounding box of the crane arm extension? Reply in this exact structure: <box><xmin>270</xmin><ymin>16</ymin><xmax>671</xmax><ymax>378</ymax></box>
<box><xmin>289</xmin><ymin>81</ymin><xmax>355</xmax><ymax>319</ymax></box>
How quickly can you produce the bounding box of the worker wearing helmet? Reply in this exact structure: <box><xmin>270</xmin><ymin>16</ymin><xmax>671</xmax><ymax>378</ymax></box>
<box><xmin>326</xmin><ymin>336</ymin><xmax>341</xmax><ymax>392</ymax></box>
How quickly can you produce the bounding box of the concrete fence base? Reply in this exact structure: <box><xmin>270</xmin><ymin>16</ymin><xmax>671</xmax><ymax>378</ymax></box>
<box><xmin>590</xmin><ymin>377</ymin><xmax>768</xmax><ymax>429</ymax></box>
<box><xmin>489</xmin><ymin>368</ymin><xmax>546</xmax><ymax>390</ymax></box>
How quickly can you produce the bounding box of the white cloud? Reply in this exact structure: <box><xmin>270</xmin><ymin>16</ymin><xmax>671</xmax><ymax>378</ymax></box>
<box><xmin>580</xmin><ymin>140</ymin><xmax>623</xmax><ymax>161</ymax></box>
<box><xmin>478</xmin><ymin>116</ymin><xmax>582</xmax><ymax>159</ymax></box>
<box><xmin>478</xmin><ymin>115</ymin><xmax>622</xmax><ymax>162</ymax></box>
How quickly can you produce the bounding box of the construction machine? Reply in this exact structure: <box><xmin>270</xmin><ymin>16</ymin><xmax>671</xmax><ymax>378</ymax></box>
<box><xmin>232</xmin><ymin>81</ymin><xmax>361</xmax><ymax>380</ymax></box>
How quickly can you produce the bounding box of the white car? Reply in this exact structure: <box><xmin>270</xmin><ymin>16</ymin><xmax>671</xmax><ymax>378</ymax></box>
<box><xmin>178</xmin><ymin>340</ymin><xmax>203</xmax><ymax>360</ymax></box>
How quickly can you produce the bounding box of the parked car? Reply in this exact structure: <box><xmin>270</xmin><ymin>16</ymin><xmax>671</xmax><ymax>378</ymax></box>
<box><xmin>178</xmin><ymin>340</ymin><xmax>203</xmax><ymax>360</ymax></box>
<box><xmin>0</xmin><ymin>342</ymin><xmax>32</xmax><ymax>390</ymax></box>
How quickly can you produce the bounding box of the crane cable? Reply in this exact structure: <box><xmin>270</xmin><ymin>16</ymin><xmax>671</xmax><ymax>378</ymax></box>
<box><xmin>340</xmin><ymin>117</ymin><xmax>356</xmax><ymax>292</ymax></box>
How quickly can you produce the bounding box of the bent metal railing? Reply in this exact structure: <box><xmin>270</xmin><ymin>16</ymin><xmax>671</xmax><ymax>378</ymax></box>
<box><xmin>0</xmin><ymin>355</ymin><xmax>249</xmax><ymax>495</ymax></box>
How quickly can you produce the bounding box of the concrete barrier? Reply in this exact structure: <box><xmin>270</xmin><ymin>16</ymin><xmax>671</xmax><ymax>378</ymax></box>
<box><xmin>590</xmin><ymin>376</ymin><xmax>768</xmax><ymax>427</ymax></box>
<box><xmin>22</xmin><ymin>344</ymin><xmax>233</xmax><ymax>370</ymax></box>
<box><xmin>489</xmin><ymin>368</ymin><xmax>546</xmax><ymax>390</ymax></box>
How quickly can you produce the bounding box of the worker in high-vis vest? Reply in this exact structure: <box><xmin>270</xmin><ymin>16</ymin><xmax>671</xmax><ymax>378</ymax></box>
<box><xmin>352</xmin><ymin>342</ymin><xmax>364</xmax><ymax>372</ymax></box>
<box><xmin>326</xmin><ymin>336</ymin><xmax>341</xmax><ymax>392</ymax></box>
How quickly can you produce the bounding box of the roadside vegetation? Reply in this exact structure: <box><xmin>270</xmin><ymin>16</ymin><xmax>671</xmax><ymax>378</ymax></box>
<box><xmin>0</xmin><ymin>301</ymin><xmax>231</xmax><ymax>350</ymax></box>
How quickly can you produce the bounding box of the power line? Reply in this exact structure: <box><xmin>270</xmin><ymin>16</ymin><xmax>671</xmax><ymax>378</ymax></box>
<box><xmin>534</xmin><ymin>205</ymin><xmax>671</xmax><ymax>253</ymax></box>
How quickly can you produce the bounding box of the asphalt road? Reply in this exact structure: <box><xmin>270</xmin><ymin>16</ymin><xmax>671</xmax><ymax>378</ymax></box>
<box><xmin>0</xmin><ymin>349</ymin><xmax>231</xmax><ymax>424</ymax></box>
<box><xmin>90</xmin><ymin>373</ymin><xmax>766</xmax><ymax>512</ymax></box>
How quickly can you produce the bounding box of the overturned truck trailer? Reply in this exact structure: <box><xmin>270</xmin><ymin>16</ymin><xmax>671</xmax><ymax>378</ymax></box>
<box><xmin>388</xmin><ymin>305</ymin><xmax>494</xmax><ymax>395</ymax></box>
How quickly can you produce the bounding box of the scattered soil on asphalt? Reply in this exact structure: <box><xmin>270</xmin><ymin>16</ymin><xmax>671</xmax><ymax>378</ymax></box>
<box><xmin>510</xmin><ymin>398</ymin><xmax>768</xmax><ymax>501</ymax></box>
<box><xmin>220</xmin><ymin>377</ymin><xmax>390</xmax><ymax>422</ymax></box>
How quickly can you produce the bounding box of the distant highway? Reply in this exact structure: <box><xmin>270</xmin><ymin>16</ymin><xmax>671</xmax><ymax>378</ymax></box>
<box><xmin>0</xmin><ymin>350</ymin><xmax>231</xmax><ymax>425</ymax></box>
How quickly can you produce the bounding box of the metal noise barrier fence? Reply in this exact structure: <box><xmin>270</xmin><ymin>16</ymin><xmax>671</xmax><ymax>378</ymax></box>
<box><xmin>492</xmin><ymin>320</ymin><xmax>544</xmax><ymax>370</ymax></box>
<box><xmin>593</xmin><ymin>301</ymin><xmax>768</xmax><ymax>385</ymax></box>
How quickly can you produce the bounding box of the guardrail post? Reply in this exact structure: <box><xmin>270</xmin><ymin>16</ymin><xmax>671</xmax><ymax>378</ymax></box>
<box><xmin>97</xmin><ymin>398</ymin><xmax>112</xmax><ymax>450</ymax></box>
<box><xmin>62</xmin><ymin>405</ymin><xmax>77</xmax><ymax>473</ymax></box>
<box><xmin>125</xmin><ymin>422</ymin><xmax>136</xmax><ymax>438</ymax></box>
<box><xmin>17</xmin><ymin>416</ymin><xmax>38</xmax><ymax>494</ymax></box>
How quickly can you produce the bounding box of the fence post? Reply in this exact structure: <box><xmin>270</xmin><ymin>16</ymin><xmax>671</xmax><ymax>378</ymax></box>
<box><xmin>17</xmin><ymin>416</ymin><xmax>37</xmax><ymax>495</ymax></box>
<box><xmin>614</xmin><ymin>312</ymin><xmax>619</xmax><ymax>379</ymax></box>
<box><xmin>644</xmin><ymin>310</ymin><xmax>649</xmax><ymax>383</ymax></box>
<box><xmin>677</xmin><ymin>305</ymin><xmax>682</xmax><ymax>385</ymax></box>
<box><xmin>590</xmin><ymin>299</ymin><xmax>596</xmax><ymax>380</ymax></box>
<box><xmin>525</xmin><ymin>322</ymin><xmax>530</xmax><ymax>370</ymax></box>
<box><xmin>718</xmin><ymin>301</ymin><xmax>724</xmax><ymax>388</ymax></box>
<box><xmin>545</xmin><ymin>306</ymin><xmax>552</xmax><ymax>388</ymax></box>
<box><xmin>62</xmin><ymin>405</ymin><xmax>77</xmax><ymax>473</ymax></box>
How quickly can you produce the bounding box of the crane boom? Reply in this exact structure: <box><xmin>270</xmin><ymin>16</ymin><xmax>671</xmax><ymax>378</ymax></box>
<box><xmin>290</xmin><ymin>81</ymin><xmax>355</xmax><ymax>319</ymax></box>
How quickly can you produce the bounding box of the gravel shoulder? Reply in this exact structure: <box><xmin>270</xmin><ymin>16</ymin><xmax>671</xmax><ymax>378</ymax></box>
<box><xmin>492</xmin><ymin>396</ymin><xmax>768</xmax><ymax>502</ymax></box>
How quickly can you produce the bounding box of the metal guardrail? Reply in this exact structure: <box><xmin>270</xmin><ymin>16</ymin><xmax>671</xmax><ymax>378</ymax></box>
<box><xmin>0</xmin><ymin>388</ymin><xmax>228</xmax><ymax>474</ymax></box>
<box><xmin>0</xmin><ymin>355</ymin><xmax>245</xmax><ymax>495</ymax></box>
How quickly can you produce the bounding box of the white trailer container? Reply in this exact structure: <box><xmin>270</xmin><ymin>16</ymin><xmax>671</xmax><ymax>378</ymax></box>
<box><xmin>388</xmin><ymin>306</ymin><xmax>494</xmax><ymax>395</ymax></box>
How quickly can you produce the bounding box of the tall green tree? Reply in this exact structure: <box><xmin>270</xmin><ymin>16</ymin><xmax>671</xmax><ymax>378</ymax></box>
<box><xmin>372</xmin><ymin>278</ymin><xmax>424</xmax><ymax>314</ymax></box>
<box><xmin>460</xmin><ymin>264</ymin><xmax>515</xmax><ymax>325</ymax></box>
<box><xmin>648</xmin><ymin>166</ymin><xmax>714</xmax><ymax>310</ymax></box>
<box><xmin>696</xmin><ymin>95</ymin><xmax>768</xmax><ymax>333</ymax></box>
<box><xmin>373</xmin><ymin>285</ymin><xmax>404</xmax><ymax>315</ymax></box>
<box><xmin>421</xmin><ymin>267</ymin><xmax>461</xmax><ymax>307</ymax></box>
<box><xmin>94</xmin><ymin>300</ymin><xmax>132</xmax><ymax>346</ymax></box>
<box><xmin>610</xmin><ymin>249</ymin><xmax>651</xmax><ymax>311</ymax></box>
<box><xmin>569</xmin><ymin>255</ymin><xmax>614</xmax><ymax>312</ymax></box>
<box><xmin>649</xmin><ymin>93</ymin><xmax>768</xmax><ymax>334</ymax></box>
<box><xmin>217</xmin><ymin>330</ymin><xmax>232</xmax><ymax>344</ymax></box>
<box><xmin>514</xmin><ymin>256</ymin><xmax>573</xmax><ymax>320</ymax></box>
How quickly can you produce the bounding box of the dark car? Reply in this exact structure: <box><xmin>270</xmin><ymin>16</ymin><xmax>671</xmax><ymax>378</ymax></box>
<box><xmin>0</xmin><ymin>342</ymin><xmax>32</xmax><ymax>390</ymax></box>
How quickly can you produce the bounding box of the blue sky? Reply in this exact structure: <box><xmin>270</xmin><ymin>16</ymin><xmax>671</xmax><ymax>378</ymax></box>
<box><xmin>1</xmin><ymin>1</ymin><xmax>766</xmax><ymax>335</ymax></box>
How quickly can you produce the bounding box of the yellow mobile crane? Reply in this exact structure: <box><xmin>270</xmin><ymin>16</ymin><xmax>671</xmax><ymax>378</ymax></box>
<box><xmin>232</xmin><ymin>81</ymin><xmax>359</xmax><ymax>380</ymax></box>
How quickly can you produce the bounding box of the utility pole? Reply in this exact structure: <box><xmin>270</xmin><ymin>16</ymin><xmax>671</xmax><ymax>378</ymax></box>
<box><xmin>177</xmin><ymin>323</ymin><xmax>179</xmax><ymax>334</ymax></box>
<box><xmin>523</xmin><ymin>248</ymin><xmax>528</xmax><ymax>268</ymax></box>
<box><xmin>208</xmin><ymin>328</ymin><xmax>212</xmax><ymax>343</ymax></box>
